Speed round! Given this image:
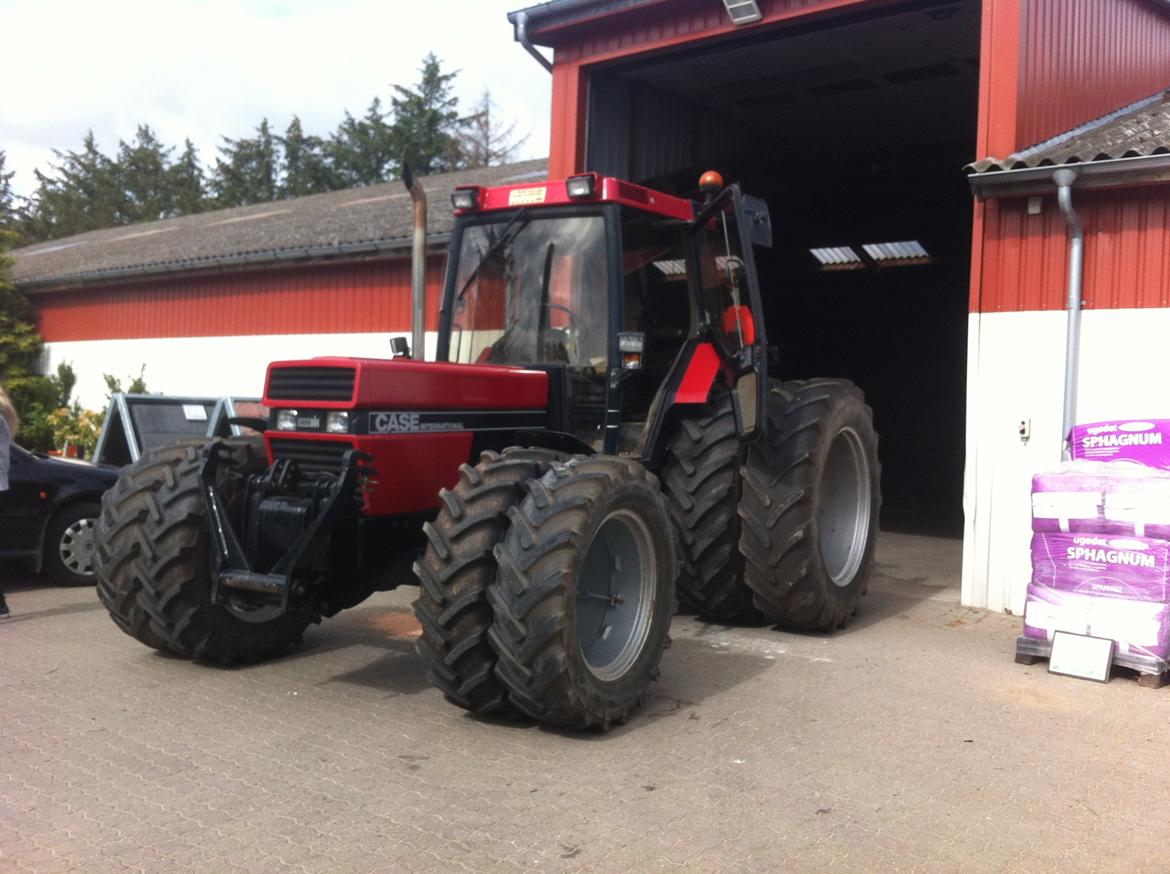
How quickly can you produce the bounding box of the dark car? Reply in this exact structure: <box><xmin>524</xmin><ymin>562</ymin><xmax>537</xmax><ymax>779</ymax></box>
<box><xmin>0</xmin><ymin>445</ymin><xmax>119</xmax><ymax>584</ymax></box>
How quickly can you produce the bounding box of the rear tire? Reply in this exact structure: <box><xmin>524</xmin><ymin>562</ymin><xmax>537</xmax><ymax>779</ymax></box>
<box><xmin>661</xmin><ymin>392</ymin><xmax>759</xmax><ymax>622</ymax></box>
<box><xmin>95</xmin><ymin>438</ymin><xmax>314</xmax><ymax>662</ymax></box>
<box><xmin>740</xmin><ymin>380</ymin><xmax>881</xmax><ymax>630</ymax></box>
<box><xmin>413</xmin><ymin>447</ymin><xmax>563</xmax><ymax>717</ymax></box>
<box><xmin>489</xmin><ymin>456</ymin><xmax>676</xmax><ymax>730</ymax></box>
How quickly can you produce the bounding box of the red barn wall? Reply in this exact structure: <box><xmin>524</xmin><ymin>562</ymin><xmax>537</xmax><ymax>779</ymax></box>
<box><xmin>1016</xmin><ymin>0</ymin><xmax>1170</xmax><ymax>152</ymax></box>
<box><xmin>32</xmin><ymin>255</ymin><xmax>445</xmax><ymax>342</ymax></box>
<box><xmin>976</xmin><ymin>186</ymin><xmax>1170</xmax><ymax>313</ymax></box>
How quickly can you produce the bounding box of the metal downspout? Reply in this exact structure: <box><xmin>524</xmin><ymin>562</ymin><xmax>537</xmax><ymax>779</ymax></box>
<box><xmin>1054</xmin><ymin>168</ymin><xmax>1084</xmax><ymax>459</ymax></box>
<box><xmin>402</xmin><ymin>165</ymin><xmax>427</xmax><ymax>361</ymax></box>
<box><xmin>514</xmin><ymin>11</ymin><xmax>553</xmax><ymax>73</ymax></box>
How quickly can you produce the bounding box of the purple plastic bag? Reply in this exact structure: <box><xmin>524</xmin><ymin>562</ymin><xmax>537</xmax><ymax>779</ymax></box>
<box><xmin>1031</xmin><ymin>532</ymin><xmax>1170</xmax><ymax>601</ymax></box>
<box><xmin>1023</xmin><ymin>582</ymin><xmax>1170</xmax><ymax>660</ymax></box>
<box><xmin>1069</xmin><ymin>420</ymin><xmax>1170</xmax><ymax>469</ymax></box>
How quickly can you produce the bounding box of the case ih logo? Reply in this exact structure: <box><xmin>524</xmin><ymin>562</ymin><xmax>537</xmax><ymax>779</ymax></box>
<box><xmin>370</xmin><ymin>412</ymin><xmax>465</xmax><ymax>433</ymax></box>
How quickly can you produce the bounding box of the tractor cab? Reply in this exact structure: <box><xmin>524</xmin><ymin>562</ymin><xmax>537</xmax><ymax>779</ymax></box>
<box><xmin>438</xmin><ymin>172</ymin><xmax>773</xmax><ymax>460</ymax></box>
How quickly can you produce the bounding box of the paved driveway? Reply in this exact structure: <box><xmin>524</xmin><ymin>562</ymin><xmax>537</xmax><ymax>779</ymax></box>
<box><xmin>2</xmin><ymin>534</ymin><xmax>1167</xmax><ymax>873</ymax></box>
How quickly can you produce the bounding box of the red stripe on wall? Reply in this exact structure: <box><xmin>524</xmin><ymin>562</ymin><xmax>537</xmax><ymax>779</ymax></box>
<box><xmin>978</xmin><ymin>185</ymin><xmax>1170</xmax><ymax>313</ymax></box>
<box><xmin>32</xmin><ymin>256</ymin><xmax>445</xmax><ymax>342</ymax></box>
<box><xmin>1016</xmin><ymin>0</ymin><xmax>1170</xmax><ymax>151</ymax></box>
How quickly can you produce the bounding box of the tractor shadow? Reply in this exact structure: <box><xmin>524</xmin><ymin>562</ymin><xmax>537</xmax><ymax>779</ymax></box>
<box><xmin>524</xmin><ymin>633</ymin><xmax>778</xmax><ymax>741</ymax></box>
<box><xmin>305</xmin><ymin>604</ymin><xmax>433</xmax><ymax>697</ymax></box>
<box><xmin>188</xmin><ymin>599</ymin><xmax>434</xmax><ymax>698</ymax></box>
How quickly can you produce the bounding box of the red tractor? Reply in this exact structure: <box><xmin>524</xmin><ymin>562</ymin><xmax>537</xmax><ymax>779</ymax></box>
<box><xmin>95</xmin><ymin>170</ymin><xmax>880</xmax><ymax>730</ymax></box>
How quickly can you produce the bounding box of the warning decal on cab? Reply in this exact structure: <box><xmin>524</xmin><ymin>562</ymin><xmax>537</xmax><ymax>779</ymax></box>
<box><xmin>508</xmin><ymin>186</ymin><xmax>548</xmax><ymax>206</ymax></box>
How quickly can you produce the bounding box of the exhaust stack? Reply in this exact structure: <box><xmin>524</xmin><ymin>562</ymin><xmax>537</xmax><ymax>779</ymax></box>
<box><xmin>402</xmin><ymin>164</ymin><xmax>427</xmax><ymax>360</ymax></box>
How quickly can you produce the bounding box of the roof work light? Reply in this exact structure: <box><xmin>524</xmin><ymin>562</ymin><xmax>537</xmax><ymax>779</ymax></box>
<box><xmin>722</xmin><ymin>0</ymin><xmax>762</xmax><ymax>25</ymax></box>
<box><xmin>451</xmin><ymin>187</ymin><xmax>480</xmax><ymax>211</ymax></box>
<box><xmin>566</xmin><ymin>174</ymin><xmax>597</xmax><ymax>199</ymax></box>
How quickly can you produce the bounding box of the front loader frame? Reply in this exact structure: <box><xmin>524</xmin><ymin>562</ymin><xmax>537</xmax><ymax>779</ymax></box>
<box><xmin>201</xmin><ymin>441</ymin><xmax>375</xmax><ymax>622</ymax></box>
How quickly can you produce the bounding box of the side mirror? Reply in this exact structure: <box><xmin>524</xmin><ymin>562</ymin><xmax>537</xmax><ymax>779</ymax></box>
<box><xmin>390</xmin><ymin>336</ymin><xmax>411</xmax><ymax>359</ymax></box>
<box><xmin>742</xmin><ymin>195</ymin><xmax>772</xmax><ymax>248</ymax></box>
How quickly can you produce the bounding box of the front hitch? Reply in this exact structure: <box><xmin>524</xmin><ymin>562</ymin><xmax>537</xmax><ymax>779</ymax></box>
<box><xmin>200</xmin><ymin>441</ymin><xmax>375</xmax><ymax>620</ymax></box>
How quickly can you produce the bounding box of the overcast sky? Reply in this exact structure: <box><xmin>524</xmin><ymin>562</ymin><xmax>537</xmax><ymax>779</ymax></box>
<box><xmin>0</xmin><ymin>0</ymin><xmax>551</xmax><ymax>197</ymax></box>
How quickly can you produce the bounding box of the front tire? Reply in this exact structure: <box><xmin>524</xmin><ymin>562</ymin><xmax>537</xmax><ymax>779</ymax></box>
<box><xmin>95</xmin><ymin>438</ymin><xmax>314</xmax><ymax>662</ymax></box>
<box><xmin>740</xmin><ymin>380</ymin><xmax>881</xmax><ymax>630</ymax></box>
<box><xmin>413</xmin><ymin>447</ymin><xmax>562</xmax><ymax>717</ymax></box>
<box><xmin>489</xmin><ymin>456</ymin><xmax>676</xmax><ymax>730</ymax></box>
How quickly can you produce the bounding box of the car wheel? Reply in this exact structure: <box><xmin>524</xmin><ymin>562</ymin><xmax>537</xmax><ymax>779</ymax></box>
<box><xmin>44</xmin><ymin>502</ymin><xmax>102</xmax><ymax>585</ymax></box>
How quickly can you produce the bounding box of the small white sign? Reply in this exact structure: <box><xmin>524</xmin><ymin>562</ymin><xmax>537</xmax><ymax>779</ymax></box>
<box><xmin>182</xmin><ymin>404</ymin><xmax>208</xmax><ymax>422</ymax></box>
<box><xmin>1049</xmin><ymin>631</ymin><xmax>1115</xmax><ymax>683</ymax></box>
<box><xmin>508</xmin><ymin>186</ymin><xmax>547</xmax><ymax>206</ymax></box>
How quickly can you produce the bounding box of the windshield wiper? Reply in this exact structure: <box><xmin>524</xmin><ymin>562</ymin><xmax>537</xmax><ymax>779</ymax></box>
<box><xmin>455</xmin><ymin>208</ymin><xmax>531</xmax><ymax>304</ymax></box>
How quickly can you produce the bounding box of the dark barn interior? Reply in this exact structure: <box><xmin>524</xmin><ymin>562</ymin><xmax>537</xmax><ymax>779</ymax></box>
<box><xmin>587</xmin><ymin>0</ymin><xmax>981</xmax><ymax>535</ymax></box>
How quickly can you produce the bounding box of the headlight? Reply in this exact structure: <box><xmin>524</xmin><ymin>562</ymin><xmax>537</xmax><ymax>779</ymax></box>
<box><xmin>325</xmin><ymin>411</ymin><xmax>350</xmax><ymax>434</ymax></box>
<box><xmin>275</xmin><ymin>409</ymin><xmax>298</xmax><ymax>431</ymax></box>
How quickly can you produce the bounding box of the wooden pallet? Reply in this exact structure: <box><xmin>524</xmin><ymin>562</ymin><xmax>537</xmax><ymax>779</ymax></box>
<box><xmin>1015</xmin><ymin>636</ymin><xmax>1170</xmax><ymax>688</ymax></box>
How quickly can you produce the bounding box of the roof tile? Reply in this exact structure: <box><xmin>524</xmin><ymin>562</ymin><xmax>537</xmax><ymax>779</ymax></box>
<box><xmin>967</xmin><ymin>91</ymin><xmax>1170</xmax><ymax>174</ymax></box>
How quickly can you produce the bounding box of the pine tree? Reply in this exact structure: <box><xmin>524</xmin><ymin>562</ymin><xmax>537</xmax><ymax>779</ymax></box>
<box><xmin>170</xmin><ymin>139</ymin><xmax>207</xmax><ymax>215</ymax></box>
<box><xmin>211</xmin><ymin>119</ymin><xmax>279</xmax><ymax>207</ymax></box>
<box><xmin>459</xmin><ymin>89</ymin><xmax>528</xmax><ymax>168</ymax></box>
<box><xmin>327</xmin><ymin>99</ymin><xmax>396</xmax><ymax>187</ymax></box>
<box><xmin>280</xmin><ymin>116</ymin><xmax>335</xmax><ymax>197</ymax></box>
<box><xmin>390</xmin><ymin>53</ymin><xmax>466</xmax><ymax>174</ymax></box>
<box><xmin>117</xmin><ymin>125</ymin><xmax>174</xmax><ymax>223</ymax></box>
<box><xmin>0</xmin><ymin>150</ymin><xmax>19</xmax><ymax>233</ymax></box>
<box><xmin>0</xmin><ymin>234</ymin><xmax>54</xmax><ymax>422</ymax></box>
<box><xmin>23</xmin><ymin>132</ymin><xmax>122</xmax><ymax>240</ymax></box>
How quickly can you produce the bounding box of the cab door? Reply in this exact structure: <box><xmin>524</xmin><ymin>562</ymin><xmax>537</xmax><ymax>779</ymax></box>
<box><xmin>689</xmin><ymin>185</ymin><xmax>770</xmax><ymax>436</ymax></box>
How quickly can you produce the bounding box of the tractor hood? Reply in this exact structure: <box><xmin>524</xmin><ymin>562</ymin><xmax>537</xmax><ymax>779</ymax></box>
<box><xmin>262</xmin><ymin>357</ymin><xmax>549</xmax><ymax>410</ymax></box>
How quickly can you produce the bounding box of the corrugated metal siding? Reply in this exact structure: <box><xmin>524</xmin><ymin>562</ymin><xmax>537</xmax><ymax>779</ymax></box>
<box><xmin>553</xmin><ymin>0</ymin><xmax>871</xmax><ymax>62</ymax></box>
<box><xmin>978</xmin><ymin>186</ymin><xmax>1170</xmax><ymax>313</ymax></box>
<box><xmin>33</xmin><ymin>256</ymin><xmax>444</xmax><ymax>342</ymax></box>
<box><xmin>585</xmin><ymin>75</ymin><xmax>753</xmax><ymax>182</ymax></box>
<box><xmin>1016</xmin><ymin>0</ymin><xmax>1170</xmax><ymax>151</ymax></box>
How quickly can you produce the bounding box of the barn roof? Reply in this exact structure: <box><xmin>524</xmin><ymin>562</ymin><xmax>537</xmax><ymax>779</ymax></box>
<box><xmin>10</xmin><ymin>159</ymin><xmax>548</xmax><ymax>290</ymax></box>
<box><xmin>968</xmin><ymin>90</ymin><xmax>1170</xmax><ymax>174</ymax></box>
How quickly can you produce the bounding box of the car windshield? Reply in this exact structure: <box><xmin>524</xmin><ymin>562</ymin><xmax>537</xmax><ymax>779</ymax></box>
<box><xmin>448</xmin><ymin>215</ymin><xmax>609</xmax><ymax>369</ymax></box>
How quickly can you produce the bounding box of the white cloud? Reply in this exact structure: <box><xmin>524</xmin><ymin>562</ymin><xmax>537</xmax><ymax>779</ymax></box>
<box><xmin>0</xmin><ymin>0</ymin><xmax>551</xmax><ymax>195</ymax></box>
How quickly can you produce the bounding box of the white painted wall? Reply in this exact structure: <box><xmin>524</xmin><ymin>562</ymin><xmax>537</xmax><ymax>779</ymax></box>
<box><xmin>963</xmin><ymin>307</ymin><xmax>1170</xmax><ymax>614</ymax></box>
<box><xmin>46</xmin><ymin>331</ymin><xmax>440</xmax><ymax>409</ymax></box>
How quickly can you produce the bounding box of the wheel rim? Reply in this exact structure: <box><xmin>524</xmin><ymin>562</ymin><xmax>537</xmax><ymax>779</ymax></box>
<box><xmin>817</xmin><ymin>427</ymin><xmax>872</xmax><ymax>587</ymax></box>
<box><xmin>59</xmin><ymin>517</ymin><xmax>98</xmax><ymax>577</ymax></box>
<box><xmin>576</xmin><ymin>509</ymin><xmax>657</xmax><ymax>682</ymax></box>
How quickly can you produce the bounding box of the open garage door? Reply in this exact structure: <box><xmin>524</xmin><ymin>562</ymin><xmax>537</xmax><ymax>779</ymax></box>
<box><xmin>586</xmin><ymin>0</ymin><xmax>980</xmax><ymax>535</ymax></box>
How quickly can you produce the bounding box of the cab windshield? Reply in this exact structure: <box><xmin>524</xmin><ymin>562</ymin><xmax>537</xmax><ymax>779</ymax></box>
<box><xmin>447</xmin><ymin>214</ymin><xmax>609</xmax><ymax>369</ymax></box>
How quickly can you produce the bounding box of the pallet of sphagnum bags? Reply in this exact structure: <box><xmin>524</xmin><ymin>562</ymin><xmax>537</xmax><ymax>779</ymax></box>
<box><xmin>1025</xmin><ymin>420</ymin><xmax>1170</xmax><ymax>676</ymax></box>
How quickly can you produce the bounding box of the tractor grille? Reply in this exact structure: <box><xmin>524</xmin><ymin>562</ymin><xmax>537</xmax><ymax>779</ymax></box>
<box><xmin>267</xmin><ymin>366</ymin><xmax>356</xmax><ymax>402</ymax></box>
<box><xmin>269</xmin><ymin>438</ymin><xmax>352</xmax><ymax>475</ymax></box>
